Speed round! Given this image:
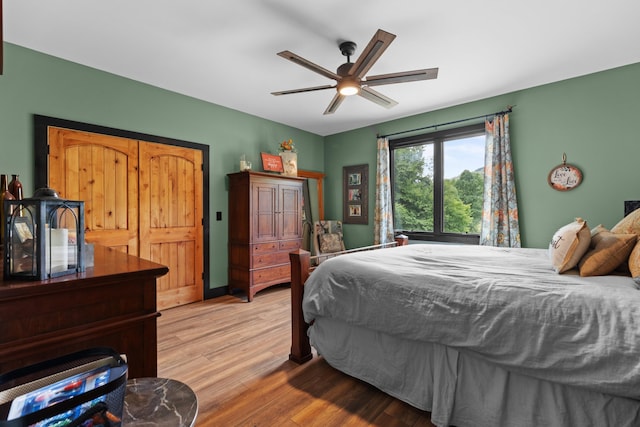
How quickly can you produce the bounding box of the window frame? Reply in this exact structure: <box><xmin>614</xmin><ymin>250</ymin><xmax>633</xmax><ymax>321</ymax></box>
<box><xmin>389</xmin><ymin>122</ymin><xmax>485</xmax><ymax>244</ymax></box>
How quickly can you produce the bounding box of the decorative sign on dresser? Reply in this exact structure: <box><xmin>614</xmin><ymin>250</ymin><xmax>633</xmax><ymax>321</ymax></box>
<box><xmin>227</xmin><ymin>171</ymin><xmax>305</xmax><ymax>301</ymax></box>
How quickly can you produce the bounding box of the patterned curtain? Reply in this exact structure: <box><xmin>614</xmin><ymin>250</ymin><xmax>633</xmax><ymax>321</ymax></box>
<box><xmin>480</xmin><ymin>114</ymin><xmax>521</xmax><ymax>247</ymax></box>
<box><xmin>374</xmin><ymin>137</ymin><xmax>395</xmax><ymax>245</ymax></box>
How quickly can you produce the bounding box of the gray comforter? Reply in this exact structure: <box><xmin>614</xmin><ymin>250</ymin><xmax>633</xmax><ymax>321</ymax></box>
<box><xmin>302</xmin><ymin>244</ymin><xmax>640</xmax><ymax>399</ymax></box>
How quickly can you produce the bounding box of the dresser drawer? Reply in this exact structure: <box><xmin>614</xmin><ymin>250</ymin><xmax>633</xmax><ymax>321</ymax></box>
<box><xmin>252</xmin><ymin>251</ymin><xmax>290</xmax><ymax>268</ymax></box>
<box><xmin>279</xmin><ymin>239</ymin><xmax>302</xmax><ymax>251</ymax></box>
<box><xmin>252</xmin><ymin>242</ymin><xmax>279</xmax><ymax>254</ymax></box>
<box><xmin>251</xmin><ymin>265</ymin><xmax>291</xmax><ymax>285</ymax></box>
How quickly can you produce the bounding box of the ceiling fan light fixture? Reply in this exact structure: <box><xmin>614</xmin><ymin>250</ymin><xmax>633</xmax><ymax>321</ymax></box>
<box><xmin>337</xmin><ymin>79</ymin><xmax>360</xmax><ymax>96</ymax></box>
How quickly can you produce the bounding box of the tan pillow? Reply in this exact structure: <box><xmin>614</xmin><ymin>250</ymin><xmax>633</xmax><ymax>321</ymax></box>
<box><xmin>628</xmin><ymin>241</ymin><xmax>640</xmax><ymax>282</ymax></box>
<box><xmin>611</xmin><ymin>208</ymin><xmax>640</xmax><ymax>234</ymax></box>
<box><xmin>549</xmin><ymin>218</ymin><xmax>591</xmax><ymax>273</ymax></box>
<box><xmin>578</xmin><ymin>230</ymin><xmax>636</xmax><ymax>276</ymax></box>
<box><xmin>591</xmin><ymin>224</ymin><xmax>632</xmax><ymax>274</ymax></box>
<box><xmin>319</xmin><ymin>233</ymin><xmax>343</xmax><ymax>253</ymax></box>
<box><xmin>610</xmin><ymin>210</ymin><xmax>640</xmax><ymax>281</ymax></box>
<box><xmin>590</xmin><ymin>224</ymin><xmax>607</xmax><ymax>238</ymax></box>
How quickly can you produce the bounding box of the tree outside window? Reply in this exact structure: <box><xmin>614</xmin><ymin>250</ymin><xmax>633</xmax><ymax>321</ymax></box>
<box><xmin>390</xmin><ymin>123</ymin><xmax>484</xmax><ymax>244</ymax></box>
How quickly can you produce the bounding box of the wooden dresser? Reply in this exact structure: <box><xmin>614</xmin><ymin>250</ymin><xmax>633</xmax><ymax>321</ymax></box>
<box><xmin>0</xmin><ymin>245</ymin><xmax>168</xmax><ymax>378</ymax></box>
<box><xmin>227</xmin><ymin>171</ymin><xmax>304</xmax><ymax>301</ymax></box>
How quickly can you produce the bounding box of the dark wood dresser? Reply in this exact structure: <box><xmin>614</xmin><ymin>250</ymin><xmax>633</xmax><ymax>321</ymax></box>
<box><xmin>0</xmin><ymin>245</ymin><xmax>168</xmax><ymax>378</ymax></box>
<box><xmin>227</xmin><ymin>171</ymin><xmax>304</xmax><ymax>301</ymax></box>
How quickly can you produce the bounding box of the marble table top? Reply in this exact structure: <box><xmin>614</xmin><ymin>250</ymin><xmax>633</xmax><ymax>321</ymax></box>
<box><xmin>123</xmin><ymin>377</ymin><xmax>198</xmax><ymax>426</ymax></box>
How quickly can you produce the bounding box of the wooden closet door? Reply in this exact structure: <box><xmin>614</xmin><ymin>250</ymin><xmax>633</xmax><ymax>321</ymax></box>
<box><xmin>139</xmin><ymin>142</ymin><xmax>204</xmax><ymax>310</ymax></box>
<box><xmin>48</xmin><ymin>128</ymin><xmax>139</xmax><ymax>254</ymax></box>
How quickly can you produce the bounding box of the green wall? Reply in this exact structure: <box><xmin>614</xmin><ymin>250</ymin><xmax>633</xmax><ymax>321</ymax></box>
<box><xmin>0</xmin><ymin>43</ymin><xmax>324</xmax><ymax>292</ymax></box>
<box><xmin>3</xmin><ymin>41</ymin><xmax>639</xmax><ymax>293</ymax></box>
<box><xmin>324</xmin><ymin>62</ymin><xmax>640</xmax><ymax>249</ymax></box>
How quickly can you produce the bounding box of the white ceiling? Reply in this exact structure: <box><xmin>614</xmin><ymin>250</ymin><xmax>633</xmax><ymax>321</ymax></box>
<box><xmin>5</xmin><ymin>1</ymin><xmax>640</xmax><ymax>136</ymax></box>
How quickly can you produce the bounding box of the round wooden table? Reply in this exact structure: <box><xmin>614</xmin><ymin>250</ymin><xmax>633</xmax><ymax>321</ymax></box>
<box><xmin>123</xmin><ymin>377</ymin><xmax>198</xmax><ymax>426</ymax></box>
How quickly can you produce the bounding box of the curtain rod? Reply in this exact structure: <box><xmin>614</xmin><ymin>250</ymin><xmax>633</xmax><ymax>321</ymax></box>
<box><xmin>377</xmin><ymin>105</ymin><xmax>515</xmax><ymax>139</ymax></box>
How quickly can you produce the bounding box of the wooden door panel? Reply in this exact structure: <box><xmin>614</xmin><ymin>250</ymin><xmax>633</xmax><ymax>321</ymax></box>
<box><xmin>280</xmin><ymin>185</ymin><xmax>302</xmax><ymax>240</ymax></box>
<box><xmin>48</xmin><ymin>128</ymin><xmax>139</xmax><ymax>254</ymax></box>
<box><xmin>140</xmin><ymin>142</ymin><xmax>203</xmax><ymax>310</ymax></box>
<box><xmin>148</xmin><ymin>155</ymin><xmax>197</xmax><ymax>228</ymax></box>
<box><xmin>151</xmin><ymin>241</ymin><xmax>197</xmax><ymax>300</ymax></box>
<box><xmin>253</xmin><ymin>183</ymin><xmax>278</xmax><ymax>242</ymax></box>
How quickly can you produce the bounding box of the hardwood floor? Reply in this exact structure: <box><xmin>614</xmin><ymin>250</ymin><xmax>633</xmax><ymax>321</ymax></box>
<box><xmin>157</xmin><ymin>285</ymin><xmax>436</xmax><ymax>427</ymax></box>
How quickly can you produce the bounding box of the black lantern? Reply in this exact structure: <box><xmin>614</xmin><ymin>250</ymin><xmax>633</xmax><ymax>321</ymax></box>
<box><xmin>3</xmin><ymin>189</ymin><xmax>85</xmax><ymax>280</ymax></box>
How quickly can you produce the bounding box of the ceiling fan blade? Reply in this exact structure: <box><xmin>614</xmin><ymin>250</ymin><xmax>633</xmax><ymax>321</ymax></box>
<box><xmin>323</xmin><ymin>93</ymin><xmax>346</xmax><ymax>115</ymax></box>
<box><xmin>271</xmin><ymin>84</ymin><xmax>335</xmax><ymax>96</ymax></box>
<box><xmin>277</xmin><ymin>50</ymin><xmax>341</xmax><ymax>81</ymax></box>
<box><xmin>364</xmin><ymin>68</ymin><xmax>439</xmax><ymax>87</ymax></box>
<box><xmin>358</xmin><ymin>87</ymin><xmax>398</xmax><ymax>109</ymax></box>
<box><xmin>348</xmin><ymin>29</ymin><xmax>396</xmax><ymax>79</ymax></box>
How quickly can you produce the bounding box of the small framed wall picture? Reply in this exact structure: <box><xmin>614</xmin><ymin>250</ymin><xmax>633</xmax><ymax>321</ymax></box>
<box><xmin>343</xmin><ymin>164</ymin><xmax>368</xmax><ymax>224</ymax></box>
<box><xmin>261</xmin><ymin>152</ymin><xmax>284</xmax><ymax>173</ymax></box>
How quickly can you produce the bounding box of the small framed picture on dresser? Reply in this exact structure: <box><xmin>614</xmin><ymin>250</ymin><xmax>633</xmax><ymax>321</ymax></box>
<box><xmin>343</xmin><ymin>164</ymin><xmax>368</xmax><ymax>224</ymax></box>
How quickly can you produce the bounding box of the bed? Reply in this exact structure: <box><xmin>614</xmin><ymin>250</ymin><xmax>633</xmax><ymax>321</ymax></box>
<box><xmin>288</xmin><ymin>233</ymin><xmax>640</xmax><ymax>426</ymax></box>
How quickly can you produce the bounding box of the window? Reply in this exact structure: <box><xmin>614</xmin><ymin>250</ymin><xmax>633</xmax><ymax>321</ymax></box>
<box><xmin>390</xmin><ymin>123</ymin><xmax>485</xmax><ymax>244</ymax></box>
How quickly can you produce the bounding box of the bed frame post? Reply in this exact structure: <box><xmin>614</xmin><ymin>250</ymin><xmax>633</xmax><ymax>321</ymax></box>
<box><xmin>289</xmin><ymin>249</ymin><xmax>313</xmax><ymax>363</ymax></box>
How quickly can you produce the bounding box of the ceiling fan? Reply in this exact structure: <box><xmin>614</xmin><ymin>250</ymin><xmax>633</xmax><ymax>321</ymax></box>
<box><xmin>271</xmin><ymin>29</ymin><xmax>438</xmax><ymax>115</ymax></box>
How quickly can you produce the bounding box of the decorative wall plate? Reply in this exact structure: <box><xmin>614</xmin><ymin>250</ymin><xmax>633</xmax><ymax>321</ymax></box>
<box><xmin>548</xmin><ymin>153</ymin><xmax>582</xmax><ymax>191</ymax></box>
